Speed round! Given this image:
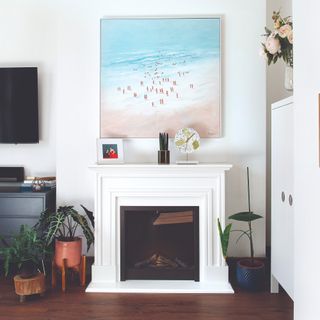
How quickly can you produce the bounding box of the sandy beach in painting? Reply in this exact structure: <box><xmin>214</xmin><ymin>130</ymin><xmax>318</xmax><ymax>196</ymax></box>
<box><xmin>100</xmin><ymin>18</ymin><xmax>220</xmax><ymax>138</ymax></box>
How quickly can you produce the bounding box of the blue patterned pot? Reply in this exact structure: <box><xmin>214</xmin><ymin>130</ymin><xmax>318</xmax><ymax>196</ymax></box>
<box><xmin>236</xmin><ymin>259</ymin><xmax>265</xmax><ymax>291</ymax></box>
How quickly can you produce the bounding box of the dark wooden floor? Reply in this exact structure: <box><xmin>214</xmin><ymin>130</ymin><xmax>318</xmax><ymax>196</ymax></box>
<box><xmin>0</xmin><ymin>278</ymin><xmax>293</xmax><ymax>320</ymax></box>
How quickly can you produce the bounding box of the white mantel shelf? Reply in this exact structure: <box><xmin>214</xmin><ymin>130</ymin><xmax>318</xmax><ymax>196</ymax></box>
<box><xmin>87</xmin><ymin>162</ymin><xmax>234</xmax><ymax>294</ymax></box>
<box><xmin>90</xmin><ymin>163</ymin><xmax>232</xmax><ymax>167</ymax></box>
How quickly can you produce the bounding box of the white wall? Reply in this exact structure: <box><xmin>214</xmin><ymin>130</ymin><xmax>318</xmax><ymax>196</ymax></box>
<box><xmin>0</xmin><ymin>1</ymin><xmax>58</xmax><ymax>177</ymax></box>
<box><xmin>293</xmin><ymin>0</ymin><xmax>320</xmax><ymax>318</ymax></box>
<box><xmin>0</xmin><ymin>0</ymin><xmax>266</xmax><ymax>257</ymax></box>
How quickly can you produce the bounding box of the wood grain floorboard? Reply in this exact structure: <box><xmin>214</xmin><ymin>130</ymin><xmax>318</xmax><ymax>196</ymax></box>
<box><xmin>0</xmin><ymin>278</ymin><xmax>293</xmax><ymax>320</ymax></box>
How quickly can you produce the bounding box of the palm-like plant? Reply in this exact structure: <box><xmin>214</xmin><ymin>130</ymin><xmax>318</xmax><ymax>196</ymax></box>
<box><xmin>35</xmin><ymin>205</ymin><xmax>94</xmax><ymax>252</ymax></box>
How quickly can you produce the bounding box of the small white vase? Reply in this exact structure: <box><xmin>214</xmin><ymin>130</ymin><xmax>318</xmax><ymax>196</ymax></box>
<box><xmin>284</xmin><ymin>64</ymin><xmax>293</xmax><ymax>91</ymax></box>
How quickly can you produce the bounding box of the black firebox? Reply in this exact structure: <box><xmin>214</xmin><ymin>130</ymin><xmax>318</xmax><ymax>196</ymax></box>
<box><xmin>120</xmin><ymin>206</ymin><xmax>199</xmax><ymax>281</ymax></box>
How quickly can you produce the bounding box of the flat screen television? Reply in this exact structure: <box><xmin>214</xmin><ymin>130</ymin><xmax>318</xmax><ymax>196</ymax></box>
<box><xmin>0</xmin><ymin>67</ymin><xmax>39</xmax><ymax>143</ymax></box>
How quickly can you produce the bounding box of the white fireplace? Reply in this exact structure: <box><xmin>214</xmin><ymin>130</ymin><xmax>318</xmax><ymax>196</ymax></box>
<box><xmin>86</xmin><ymin>163</ymin><xmax>233</xmax><ymax>293</ymax></box>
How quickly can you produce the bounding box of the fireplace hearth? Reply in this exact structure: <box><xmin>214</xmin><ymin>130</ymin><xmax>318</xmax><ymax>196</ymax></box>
<box><xmin>120</xmin><ymin>206</ymin><xmax>199</xmax><ymax>281</ymax></box>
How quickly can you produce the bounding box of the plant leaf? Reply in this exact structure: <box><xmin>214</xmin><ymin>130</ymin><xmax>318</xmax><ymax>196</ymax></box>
<box><xmin>70</xmin><ymin>212</ymin><xmax>94</xmax><ymax>252</ymax></box>
<box><xmin>45</xmin><ymin>212</ymin><xmax>65</xmax><ymax>245</ymax></box>
<box><xmin>217</xmin><ymin>218</ymin><xmax>232</xmax><ymax>259</ymax></box>
<box><xmin>81</xmin><ymin>205</ymin><xmax>94</xmax><ymax>228</ymax></box>
<box><xmin>229</xmin><ymin>211</ymin><xmax>263</xmax><ymax>222</ymax></box>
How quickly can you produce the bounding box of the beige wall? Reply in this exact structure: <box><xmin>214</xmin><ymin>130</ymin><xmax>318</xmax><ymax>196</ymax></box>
<box><xmin>266</xmin><ymin>0</ymin><xmax>292</xmax><ymax>246</ymax></box>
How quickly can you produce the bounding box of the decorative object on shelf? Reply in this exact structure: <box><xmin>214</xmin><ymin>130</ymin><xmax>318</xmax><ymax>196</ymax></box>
<box><xmin>174</xmin><ymin>128</ymin><xmax>200</xmax><ymax>164</ymax></box>
<box><xmin>100</xmin><ymin>17</ymin><xmax>221</xmax><ymax>138</ymax></box>
<box><xmin>217</xmin><ymin>218</ymin><xmax>232</xmax><ymax>262</ymax></box>
<box><xmin>31</xmin><ymin>178</ymin><xmax>45</xmax><ymax>192</ymax></box>
<box><xmin>21</xmin><ymin>176</ymin><xmax>56</xmax><ymax>192</ymax></box>
<box><xmin>158</xmin><ymin>132</ymin><xmax>170</xmax><ymax>164</ymax></box>
<box><xmin>261</xmin><ymin>10</ymin><xmax>293</xmax><ymax>91</ymax></box>
<box><xmin>97</xmin><ymin>138</ymin><xmax>124</xmax><ymax>164</ymax></box>
<box><xmin>229</xmin><ymin>167</ymin><xmax>265</xmax><ymax>291</ymax></box>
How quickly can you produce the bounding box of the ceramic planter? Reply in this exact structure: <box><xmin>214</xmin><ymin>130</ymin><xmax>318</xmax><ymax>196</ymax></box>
<box><xmin>236</xmin><ymin>259</ymin><xmax>265</xmax><ymax>291</ymax></box>
<box><xmin>54</xmin><ymin>238</ymin><xmax>82</xmax><ymax>268</ymax></box>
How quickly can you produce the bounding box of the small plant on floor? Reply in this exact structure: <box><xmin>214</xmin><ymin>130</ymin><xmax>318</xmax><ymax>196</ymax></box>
<box><xmin>0</xmin><ymin>225</ymin><xmax>48</xmax><ymax>278</ymax></box>
<box><xmin>229</xmin><ymin>167</ymin><xmax>265</xmax><ymax>291</ymax></box>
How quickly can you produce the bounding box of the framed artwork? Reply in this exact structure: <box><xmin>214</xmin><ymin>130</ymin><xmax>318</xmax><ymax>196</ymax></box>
<box><xmin>97</xmin><ymin>139</ymin><xmax>124</xmax><ymax>163</ymax></box>
<box><xmin>100</xmin><ymin>16</ymin><xmax>221</xmax><ymax>138</ymax></box>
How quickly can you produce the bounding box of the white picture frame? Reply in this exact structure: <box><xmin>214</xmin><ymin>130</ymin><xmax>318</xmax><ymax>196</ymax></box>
<box><xmin>97</xmin><ymin>138</ymin><xmax>124</xmax><ymax>163</ymax></box>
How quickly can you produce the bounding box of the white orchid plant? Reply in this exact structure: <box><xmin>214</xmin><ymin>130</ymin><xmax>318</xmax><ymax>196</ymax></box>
<box><xmin>261</xmin><ymin>10</ymin><xmax>293</xmax><ymax>67</ymax></box>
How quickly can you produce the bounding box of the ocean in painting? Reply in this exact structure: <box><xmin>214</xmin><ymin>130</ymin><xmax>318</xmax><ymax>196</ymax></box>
<box><xmin>100</xmin><ymin>18</ymin><xmax>221</xmax><ymax>138</ymax></box>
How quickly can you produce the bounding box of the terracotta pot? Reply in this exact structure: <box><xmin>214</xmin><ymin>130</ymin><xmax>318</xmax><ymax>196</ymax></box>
<box><xmin>54</xmin><ymin>238</ymin><xmax>82</xmax><ymax>268</ymax></box>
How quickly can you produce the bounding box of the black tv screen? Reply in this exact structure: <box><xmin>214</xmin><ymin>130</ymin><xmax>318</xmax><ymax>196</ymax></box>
<box><xmin>0</xmin><ymin>67</ymin><xmax>39</xmax><ymax>143</ymax></box>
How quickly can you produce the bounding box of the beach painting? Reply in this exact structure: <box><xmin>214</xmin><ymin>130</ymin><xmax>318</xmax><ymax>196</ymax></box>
<box><xmin>100</xmin><ymin>17</ymin><xmax>221</xmax><ymax>138</ymax></box>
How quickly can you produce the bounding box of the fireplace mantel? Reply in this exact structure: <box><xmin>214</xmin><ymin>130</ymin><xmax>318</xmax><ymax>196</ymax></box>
<box><xmin>87</xmin><ymin>163</ymin><xmax>233</xmax><ymax>293</ymax></box>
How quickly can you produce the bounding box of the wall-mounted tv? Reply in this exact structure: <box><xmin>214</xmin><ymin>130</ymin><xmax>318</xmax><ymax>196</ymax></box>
<box><xmin>0</xmin><ymin>67</ymin><xmax>39</xmax><ymax>143</ymax></box>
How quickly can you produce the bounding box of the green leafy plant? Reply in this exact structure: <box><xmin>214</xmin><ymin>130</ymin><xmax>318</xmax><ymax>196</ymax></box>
<box><xmin>217</xmin><ymin>218</ymin><xmax>232</xmax><ymax>260</ymax></box>
<box><xmin>35</xmin><ymin>205</ymin><xmax>94</xmax><ymax>251</ymax></box>
<box><xmin>159</xmin><ymin>132</ymin><xmax>169</xmax><ymax>151</ymax></box>
<box><xmin>229</xmin><ymin>167</ymin><xmax>263</xmax><ymax>266</ymax></box>
<box><xmin>0</xmin><ymin>225</ymin><xmax>48</xmax><ymax>277</ymax></box>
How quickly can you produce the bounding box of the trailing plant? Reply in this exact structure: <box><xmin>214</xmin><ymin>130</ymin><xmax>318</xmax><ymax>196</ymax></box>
<box><xmin>229</xmin><ymin>167</ymin><xmax>263</xmax><ymax>266</ymax></box>
<box><xmin>159</xmin><ymin>132</ymin><xmax>169</xmax><ymax>151</ymax></box>
<box><xmin>0</xmin><ymin>225</ymin><xmax>48</xmax><ymax>277</ymax></box>
<box><xmin>35</xmin><ymin>205</ymin><xmax>94</xmax><ymax>251</ymax></box>
<box><xmin>217</xmin><ymin>218</ymin><xmax>232</xmax><ymax>261</ymax></box>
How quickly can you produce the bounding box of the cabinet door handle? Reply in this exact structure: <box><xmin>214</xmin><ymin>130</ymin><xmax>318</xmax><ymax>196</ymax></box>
<box><xmin>289</xmin><ymin>194</ymin><xmax>293</xmax><ymax>206</ymax></box>
<box><xmin>281</xmin><ymin>191</ymin><xmax>285</xmax><ymax>202</ymax></box>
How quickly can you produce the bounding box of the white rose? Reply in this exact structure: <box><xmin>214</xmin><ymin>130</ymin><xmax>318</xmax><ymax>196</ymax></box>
<box><xmin>265</xmin><ymin>36</ymin><xmax>281</xmax><ymax>55</ymax></box>
<box><xmin>287</xmin><ymin>30</ymin><xmax>293</xmax><ymax>44</ymax></box>
<box><xmin>259</xmin><ymin>47</ymin><xmax>268</xmax><ymax>61</ymax></box>
<box><xmin>279</xmin><ymin>24</ymin><xmax>292</xmax><ymax>38</ymax></box>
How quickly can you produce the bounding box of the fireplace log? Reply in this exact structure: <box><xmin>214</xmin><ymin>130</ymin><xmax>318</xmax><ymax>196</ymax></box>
<box><xmin>153</xmin><ymin>211</ymin><xmax>193</xmax><ymax>225</ymax></box>
<box><xmin>134</xmin><ymin>253</ymin><xmax>185</xmax><ymax>269</ymax></box>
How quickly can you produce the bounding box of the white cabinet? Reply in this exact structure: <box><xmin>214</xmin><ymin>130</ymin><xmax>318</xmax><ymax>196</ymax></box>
<box><xmin>271</xmin><ymin>96</ymin><xmax>294</xmax><ymax>300</ymax></box>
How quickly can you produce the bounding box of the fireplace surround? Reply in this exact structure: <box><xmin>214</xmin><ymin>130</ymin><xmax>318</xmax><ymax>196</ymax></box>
<box><xmin>87</xmin><ymin>163</ymin><xmax>233</xmax><ymax>293</ymax></box>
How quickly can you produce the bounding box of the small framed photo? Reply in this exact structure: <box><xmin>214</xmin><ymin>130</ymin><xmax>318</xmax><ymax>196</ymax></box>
<box><xmin>97</xmin><ymin>138</ymin><xmax>124</xmax><ymax>163</ymax></box>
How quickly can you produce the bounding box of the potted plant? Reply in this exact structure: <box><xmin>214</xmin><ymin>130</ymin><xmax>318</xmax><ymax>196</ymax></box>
<box><xmin>229</xmin><ymin>167</ymin><xmax>265</xmax><ymax>291</ymax></box>
<box><xmin>36</xmin><ymin>205</ymin><xmax>94</xmax><ymax>269</ymax></box>
<box><xmin>0</xmin><ymin>225</ymin><xmax>47</xmax><ymax>278</ymax></box>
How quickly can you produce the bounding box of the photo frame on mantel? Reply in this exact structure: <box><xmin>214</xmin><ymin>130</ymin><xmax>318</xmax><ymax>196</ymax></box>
<box><xmin>97</xmin><ymin>138</ymin><xmax>124</xmax><ymax>164</ymax></box>
<box><xmin>100</xmin><ymin>16</ymin><xmax>222</xmax><ymax>138</ymax></box>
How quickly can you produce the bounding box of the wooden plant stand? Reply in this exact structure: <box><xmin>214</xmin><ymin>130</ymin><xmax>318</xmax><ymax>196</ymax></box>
<box><xmin>52</xmin><ymin>255</ymin><xmax>86</xmax><ymax>292</ymax></box>
<box><xmin>14</xmin><ymin>273</ymin><xmax>46</xmax><ymax>303</ymax></box>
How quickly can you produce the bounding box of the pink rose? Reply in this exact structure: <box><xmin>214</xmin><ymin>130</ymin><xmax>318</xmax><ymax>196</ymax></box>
<box><xmin>265</xmin><ymin>36</ymin><xmax>281</xmax><ymax>55</ymax></box>
<box><xmin>279</xmin><ymin>24</ymin><xmax>292</xmax><ymax>38</ymax></box>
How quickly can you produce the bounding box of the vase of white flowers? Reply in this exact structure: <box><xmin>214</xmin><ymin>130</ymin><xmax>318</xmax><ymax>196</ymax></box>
<box><xmin>261</xmin><ymin>10</ymin><xmax>293</xmax><ymax>91</ymax></box>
